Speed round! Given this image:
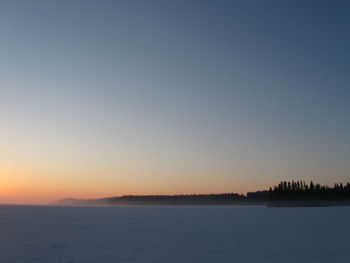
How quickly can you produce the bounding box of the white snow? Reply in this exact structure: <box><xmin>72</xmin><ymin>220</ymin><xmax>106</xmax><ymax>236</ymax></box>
<box><xmin>0</xmin><ymin>205</ymin><xmax>349</xmax><ymax>263</ymax></box>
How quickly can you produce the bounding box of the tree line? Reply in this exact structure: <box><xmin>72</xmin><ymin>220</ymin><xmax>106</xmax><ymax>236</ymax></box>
<box><xmin>268</xmin><ymin>180</ymin><xmax>350</xmax><ymax>201</ymax></box>
<box><xmin>57</xmin><ymin>180</ymin><xmax>350</xmax><ymax>206</ymax></box>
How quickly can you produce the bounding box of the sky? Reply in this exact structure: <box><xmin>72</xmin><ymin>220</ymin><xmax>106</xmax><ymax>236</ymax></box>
<box><xmin>1</xmin><ymin>0</ymin><xmax>349</xmax><ymax>204</ymax></box>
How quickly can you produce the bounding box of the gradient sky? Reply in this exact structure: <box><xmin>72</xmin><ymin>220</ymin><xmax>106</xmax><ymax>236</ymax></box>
<box><xmin>1</xmin><ymin>0</ymin><xmax>349</xmax><ymax>204</ymax></box>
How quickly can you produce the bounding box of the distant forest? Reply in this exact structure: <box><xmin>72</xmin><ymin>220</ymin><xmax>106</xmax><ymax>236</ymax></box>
<box><xmin>268</xmin><ymin>180</ymin><xmax>350</xmax><ymax>201</ymax></box>
<box><xmin>57</xmin><ymin>181</ymin><xmax>350</xmax><ymax>206</ymax></box>
<box><xmin>246</xmin><ymin>180</ymin><xmax>350</xmax><ymax>206</ymax></box>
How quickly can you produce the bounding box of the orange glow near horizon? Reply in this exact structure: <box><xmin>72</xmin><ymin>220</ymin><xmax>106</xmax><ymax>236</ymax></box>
<box><xmin>2</xmin><ymin>149</ymin><xmax>345</xmax><ymax>205</ymax></box>
<box><xmin>0</xmin><ymin>159</ymin><xmax>263</xmax><ymax>204</ymax></box>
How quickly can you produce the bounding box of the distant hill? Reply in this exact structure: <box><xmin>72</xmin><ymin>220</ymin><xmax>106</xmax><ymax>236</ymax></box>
<box><xmin>55</xmin><ymin>193</ymin><xmax>269</xmax><ymax>206</ymax></box>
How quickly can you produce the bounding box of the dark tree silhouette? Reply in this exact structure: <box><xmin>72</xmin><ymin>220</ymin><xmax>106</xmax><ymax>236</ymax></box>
<box><xmin>269</xmin><ymin>180</ymin><xmax>350</xmax><ymax>202</ymax></box>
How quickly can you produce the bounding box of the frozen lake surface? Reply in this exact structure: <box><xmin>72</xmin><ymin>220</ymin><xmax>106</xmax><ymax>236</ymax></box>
<box><xmin>0</xmin><ymin>205</ymin><xmax>349</xmax><ymax>263</ymax></box>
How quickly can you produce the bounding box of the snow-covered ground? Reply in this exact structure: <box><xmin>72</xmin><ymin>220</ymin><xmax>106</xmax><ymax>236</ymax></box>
<box><xmin>0</xmin><ymin>205</ymin><xmax>349</xmax><ymax>263</ymax></box>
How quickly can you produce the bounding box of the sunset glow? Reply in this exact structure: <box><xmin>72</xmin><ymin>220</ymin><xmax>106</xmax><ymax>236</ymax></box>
<box><xmin>1</xmin><ymin>0</ymin><xmax>349</xmax><ymax>204</ymax></box>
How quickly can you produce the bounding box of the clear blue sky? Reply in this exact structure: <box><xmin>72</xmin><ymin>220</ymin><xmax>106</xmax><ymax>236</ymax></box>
<box><xmin>1</xmin><ymin>0</ymin><xmax>349</xmax><ymax>203</ymax></box>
